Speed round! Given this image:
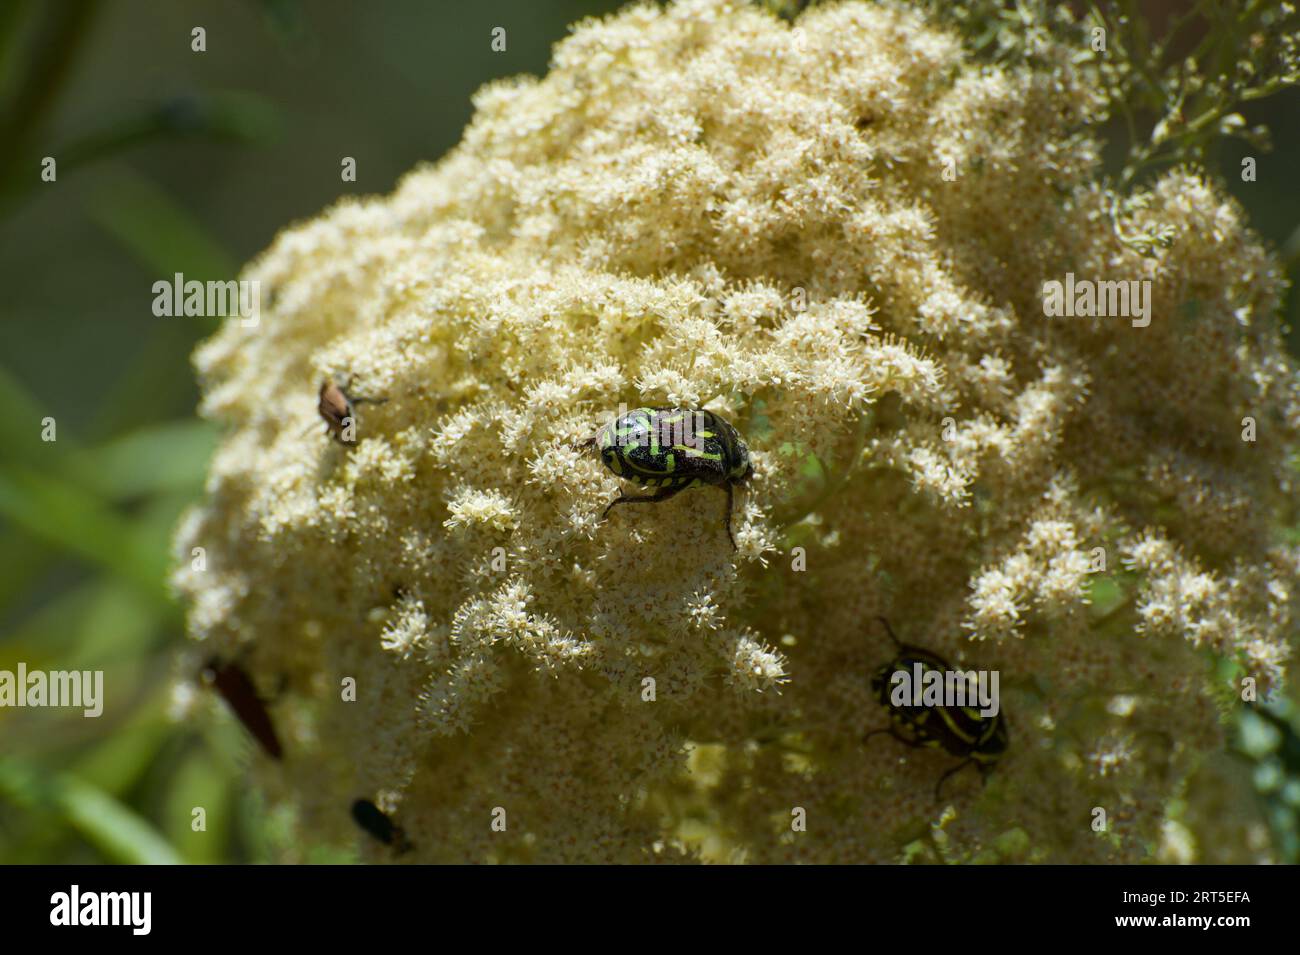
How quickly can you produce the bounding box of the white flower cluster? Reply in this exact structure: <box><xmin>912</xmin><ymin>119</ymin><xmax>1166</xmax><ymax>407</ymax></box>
<box><xmin>174</xmin><ymin>0</ymin><xmax>1300</xmax><ymax>862</ymax></box>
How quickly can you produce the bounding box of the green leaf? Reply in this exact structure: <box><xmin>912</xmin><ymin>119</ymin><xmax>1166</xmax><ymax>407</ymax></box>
<box><xmin>83</xmin><ymin>170</ymin><xmax>233</xmax><ymax>435</ymax></box>
<box><xmin>0</xmin><ymin>757</ymin><xmax>181</xmax><ymax>864</ymax></box>
<box><xmin>163</xmin><ymin>750</ymin><xmax>232</xmax><ymax>864</ymax></box>
<box><xmin>0</xmin><ymin>361</ymin><xmax>92</xmax><ymax>476</ymax></box>
<box><xmin>56</xmin><ymin>776</ymin><xmax>180</xmax><ymax>864</ymax></box>
<box><xmin>72</xmin><ymin>420</ymin><xmax>218</xmax><ymax>499</ymax></box>
<box><xmin>87</xmin><ymin>168</ymin><xmax>237</xmax><ymax>279</ymax></box>
<box><xmin>73</xmin><ymin>704</ymin><xmax>175</xmax><ymax>797</ymax></box>
<box><xmin>0</xmin><ymin>467</ymin><xmax>171</xmax><ymax>606</ymax></box>
<box><xmin>0</xmin><ymin>527</ymin><xmax>57</xmax><ymax>614</ymax></box>
<box><xmin>0</xmin><ymin>362</ymin><xmax>215</xmax><ymax>501</ymax></box>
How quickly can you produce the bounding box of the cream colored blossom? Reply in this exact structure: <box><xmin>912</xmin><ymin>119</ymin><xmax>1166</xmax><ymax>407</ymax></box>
<box><xmin>174</xmin><ymin>0</ymin><xmax>1300</xmax><ymax>862</ymax></box>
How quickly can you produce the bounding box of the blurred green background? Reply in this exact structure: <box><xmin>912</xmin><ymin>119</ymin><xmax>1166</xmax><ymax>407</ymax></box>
<box><xmin>0</xmin><ymin>0</ymin><xmax>1297</xmax><ymax>863</ymax></box>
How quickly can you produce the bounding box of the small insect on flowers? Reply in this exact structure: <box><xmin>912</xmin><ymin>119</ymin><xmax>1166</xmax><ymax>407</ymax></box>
<box><xmin>351</xmin><ymin>798</ymin><xmax>414</xmax><ymax>854</ymax></box>
<box><xmin>316</xmin><ymin>379</ymin><xmax>387</xmax><ymax>445</ymax></box>
<box><xmin>580</xmin><ymin>407</ymin><xmax>753</xmax><ymax>549</ymax></box>
<box><xmin>200</xmin><ymin>658</ymin><xmax>282</xmax><ymax>760</ymax></box>
<box><xmin>863</xmin><ymin>618</ymin><xmax>1008</xmax><ymax>800</ymax></box>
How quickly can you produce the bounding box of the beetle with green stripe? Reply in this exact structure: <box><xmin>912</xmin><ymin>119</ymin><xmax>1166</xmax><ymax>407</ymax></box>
<box><xmin>863</xmin><ymin>617</ymin><xmax>1008</xmax><ymax>800</ymax></box>
<box><xmin>581</xmin><ymin>407</ymin><xmax>753</xmax><ymax>549</ymax></box>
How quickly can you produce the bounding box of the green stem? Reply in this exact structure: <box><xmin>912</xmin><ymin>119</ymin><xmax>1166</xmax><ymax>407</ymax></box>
<box><xmin>0</xmin><ymin>0</ymin><xmax>99</xmax><ymax>184</ymax></box>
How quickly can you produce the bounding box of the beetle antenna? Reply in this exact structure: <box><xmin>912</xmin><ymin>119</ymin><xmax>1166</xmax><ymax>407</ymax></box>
<box><xmin>876</xmin><ymin>616</ymin><xmax>903</xmax><ymax>649</ymax></box>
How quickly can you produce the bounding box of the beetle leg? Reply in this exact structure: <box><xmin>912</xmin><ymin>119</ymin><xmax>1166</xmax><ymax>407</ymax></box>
<box><xmin>934</xmin><ymin>757</ymin><xmax>977</xmax><ymax>802</ymax></box>
<box><xmin>863</xmin><ymin>725</ymin><xmax>918</xmax><ymax>748</ymax></box>
<box><xmin>723</xmin><ymin>482</ymin><xmax>737</xmax><ymax>550</ymax></box>
<box><xmin>602</xmin><ymin>483</ymin><xmax>688</xmax><ymax>520</ymax></box>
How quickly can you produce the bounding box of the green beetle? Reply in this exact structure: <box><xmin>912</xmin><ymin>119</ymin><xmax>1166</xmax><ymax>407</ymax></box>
<box><xmin>581</xmin><ymin>407</ymin><xmax>753</xmax><ymax>549</ymax></box>
<box><xmin>863</xmin><ymin>617</ymin><xmax>1008</xmax><ymax>800</ymax></box>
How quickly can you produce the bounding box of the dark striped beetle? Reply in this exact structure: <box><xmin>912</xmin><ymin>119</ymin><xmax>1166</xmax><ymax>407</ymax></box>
<box><xmin>351</xmin><ymin>798</ymin><xmax>413</xmax><ymax>854</ymax></box>
<box><xmin>581</xmin><ymin>407</ymin><xmax>753</xmax><ymax>549</ymax></box>
<box><xmin>317</xmin><ymin>379</ymin><xmax>386</xmax><ymax>445</ymax></box>
<box><xmin>200</xmin><ymin>658</ymin><xmax>282</xmax><ymax>760</ymax></box>
<box><xmin>863</xmin><ymin>617</ymin><xmax>1007</xmax><ymax>800</ymax></box>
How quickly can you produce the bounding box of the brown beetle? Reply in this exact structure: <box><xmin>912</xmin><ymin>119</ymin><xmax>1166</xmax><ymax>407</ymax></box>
<box><xmin>317</xmin><ymin>379</ymin><xmax>386</xmax><ymax>445</ymax></box>
<box><xmin>200</xmin><ymin>658</ymin><xmax>282</xmax><ymax>760</ymax></box>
